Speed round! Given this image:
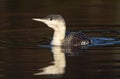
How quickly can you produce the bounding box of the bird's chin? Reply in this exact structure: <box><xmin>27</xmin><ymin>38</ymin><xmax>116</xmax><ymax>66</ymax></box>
<box><xmin>46</xmin><ymin>24</ymin><xmax>54</xmax><ymax>29</ymax></box>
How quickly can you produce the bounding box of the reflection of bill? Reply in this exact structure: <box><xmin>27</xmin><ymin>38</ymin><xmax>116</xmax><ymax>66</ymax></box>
<box><xmin>34</xmin><ymin>46</ymin><xmax>66</xmax><ymax>75</ymax></box>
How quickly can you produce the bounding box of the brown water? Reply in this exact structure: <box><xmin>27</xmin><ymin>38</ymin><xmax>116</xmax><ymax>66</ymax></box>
<box><xmin>0</xmin><ymin>0</ymin><xmax>120</xmax><ymax>79</ymax></box>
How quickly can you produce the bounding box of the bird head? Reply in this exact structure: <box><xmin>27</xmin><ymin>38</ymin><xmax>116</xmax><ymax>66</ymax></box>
<box><xmin>33</xmin><ymin>14</ymin><xmax>66</xmax><ymax>31</ymax></box>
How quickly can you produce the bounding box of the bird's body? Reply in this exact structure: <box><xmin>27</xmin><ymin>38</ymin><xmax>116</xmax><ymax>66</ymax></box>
<box><xmin>64</xmin><ymin>32</ymin><xmax>91</xmax><ymax>47</ymax></box>
<box><xmin>33</xmin><ymin>14</ymin><xmax>91</xmax><ymax>46</ymax></box>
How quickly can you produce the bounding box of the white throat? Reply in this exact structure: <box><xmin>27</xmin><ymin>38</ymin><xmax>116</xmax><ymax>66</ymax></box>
<box><xmin>51</xmin><ymin>24</ymin><xmax>66</xmax><ymax>46</ymax></box>
<box><xmin>32</xmin><ymin>15</ymin><xmax>66</xmax><ymax>46</ymax></box>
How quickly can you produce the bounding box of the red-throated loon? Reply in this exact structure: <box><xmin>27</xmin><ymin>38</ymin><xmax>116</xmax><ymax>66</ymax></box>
<box><xmin>33</xmin><ymin>14</ymin><xmax>91</xmax><ymax>46</ymax></box>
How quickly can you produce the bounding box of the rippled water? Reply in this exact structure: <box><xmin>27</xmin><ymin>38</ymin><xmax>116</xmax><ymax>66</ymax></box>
<box><xmin>0</xmin><ymin>0</ymin><xmax>120</xmax><ymax>79</ymax></box>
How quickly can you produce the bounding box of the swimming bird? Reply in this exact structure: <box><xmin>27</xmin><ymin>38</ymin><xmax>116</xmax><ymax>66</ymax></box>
<box><xmin>33</xmin><ymin>14</ymin><xmax>91</xmax><ymax>46</ymax></box>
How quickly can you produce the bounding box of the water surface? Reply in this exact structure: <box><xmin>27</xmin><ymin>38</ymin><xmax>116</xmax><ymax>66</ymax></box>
<box><xmin>0</xmin><ymin>0</ymin><xmax>120</xmax><ymax>79</ymax></box>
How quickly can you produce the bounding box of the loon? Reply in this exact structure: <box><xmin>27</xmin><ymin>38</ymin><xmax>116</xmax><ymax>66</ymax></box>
<box><xmin>33</xmin><ymin>14</ymin><xmax>91</xmax><ymax>46</ymax></box>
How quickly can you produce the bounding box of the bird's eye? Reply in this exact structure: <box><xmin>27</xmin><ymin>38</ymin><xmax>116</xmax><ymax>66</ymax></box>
<box><xmin>49</xmin><ymin>18</ymin><xmax>52</xmax><ymax>21</ymax></box>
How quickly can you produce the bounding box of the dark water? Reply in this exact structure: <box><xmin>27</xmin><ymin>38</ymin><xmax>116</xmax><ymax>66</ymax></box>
<box><xmin>0</xmin><ymin>0</ymin><xmax>120</xmax><ymax>79</ymax></box>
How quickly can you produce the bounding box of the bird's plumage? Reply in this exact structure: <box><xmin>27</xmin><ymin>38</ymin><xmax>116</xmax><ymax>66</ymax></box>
<box><xmin>64</xmin><ymin>32</ymin><xmax>91</xmax><ymax>46</ymax></box>
<box><xmin>33</xmin><ymin>14</ymin><xmax>91</xmax><ymax>46</ymax></box>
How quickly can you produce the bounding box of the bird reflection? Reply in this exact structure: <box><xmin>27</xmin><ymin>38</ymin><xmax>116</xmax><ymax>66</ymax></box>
<box><xmin>34</xmin><ymin>44</ymin><xmax>88</xmax><ymax>76</ymax></box>
<box><xmin>34</xmin><ymin>46</ymin><xmax>66</xmax><ymax>75</ymax></box>
<box><xmin>63</xmin><ymin>45</ymin><xmax>88</xmax><ymax>56</ymax></box>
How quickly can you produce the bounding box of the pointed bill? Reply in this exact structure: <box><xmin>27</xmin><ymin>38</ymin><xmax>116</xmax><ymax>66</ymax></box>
<box><xmin>32</xmin><ymin>18</ymin><xmax>45</xmax><ymax>22</ymax></box>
